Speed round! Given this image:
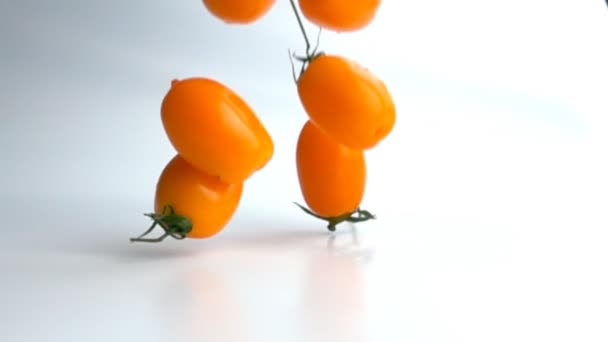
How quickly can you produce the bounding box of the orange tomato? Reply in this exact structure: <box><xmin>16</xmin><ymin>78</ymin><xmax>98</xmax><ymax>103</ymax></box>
<box><xmin>298</xmin><ymin>0</ymin><xmax>381</xmax><ymax>32</ymax></box>
<box><xmin>161</xmin><ymin>77</ymin><xmax>274</xmax><ymax>184</ymax></box>
<box><xmin>153</xmin><ymin>154</ymin><xmax>243</xmax><ymax>239</ymax></box>
<box><xmin>202</xmin><ymin>0</ymin><xmax>276</xmax><ymax>24</ymax></box>
<box><xmin>296</xmin><ymin>120</ymin><xmax>366</xmax><ymax>218</ymax></box>
<box><xmin>297</xmin><ymin>54</ymin><xmax>396</xmax><ymax>150</ymax></box>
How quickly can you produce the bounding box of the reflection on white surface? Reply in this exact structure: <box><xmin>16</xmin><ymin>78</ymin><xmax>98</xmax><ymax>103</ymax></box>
<box><xmin>164</xmin><ymin>268</ymin><xmax>246</xmax><ymax>342</ymax></box>
<box><xmin>298</xmin><ymin>228</ymin><xmax>372</xmax><ymax>342</ymax></box>
<box><xmin>0</xmin><ymin>201</ymin><xmax>382</xmax><ymax>342</ymax></box>
<box><xmin>1</xmin><ymin>186</ymin><xmax>608</xmax><ymax>342</ymax></box>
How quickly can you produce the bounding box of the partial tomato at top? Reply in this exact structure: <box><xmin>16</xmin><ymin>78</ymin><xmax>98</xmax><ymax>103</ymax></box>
<box><xmin>131</xmin><ymin>154</ymin><xmax>243</xmax><ymax>242</ymax></box>
<box><xmin>297</xmin><ymin>54</ymin><xmax>396</xmax><ymax>151</ymax></box>
<box><xmin>298</xmin><ymin>0</ymin><xmax>381</xmax><ymax>32</ymax></box>
<box><xmin>202</xmin><ymin>0</ymin><xmax>276</xmax><ymax>24</ymax></box>
<box><xmin>296</xmin><ymin>119</ymin><xmax>366</xmax><ymax>219</ymax></box>
<box><xmin>161</xmin><ymin>77</ymin><xmax>274</xmax><ymax>184</ymax></box>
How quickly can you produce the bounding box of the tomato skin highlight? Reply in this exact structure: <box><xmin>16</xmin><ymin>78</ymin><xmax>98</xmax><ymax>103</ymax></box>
<box><xmin>296</xmin><ymin>120</ymin><xmax>366</xmax><ymax>218</ymax></box>
<box><xmin>202</xmin><ymin>0</ymin><xmax>276</xmax><ymax>24</ymax></box>
<box><xmin>161</xmin><ymin>77</ymin><xmax>274</xmax><ymax>184</ymax></box>
<box><xmin>298</xmin><ymin>0</ymin><xmax>381</xmax><ymax>32</ymax></box>
<box><xmin>297</xmin><ymin>54</ymin><xmax>396</xmax><ymax>150</ymax></box>
<box><xmin>154</xmin><ymin>155</ymin><xmax>243</xmax><ymax>239</ymax></box>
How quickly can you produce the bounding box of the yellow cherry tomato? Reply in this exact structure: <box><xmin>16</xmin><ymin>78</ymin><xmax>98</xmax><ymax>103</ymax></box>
<box><xmin>297</xmin><ymin>54</ymin><xmax>396</xmax><ymax>150</ymax></box>
<box><xmin>131</xmin><ymin>154</ymin><xmax>243</xmax><ymax>242</ymax></box>
<box><xmin>161</xmin><ymin>77</ymin><xmax>274</xmax><ymax>184</ymax></box>
<box><xmin>202</xmin><ymin>0</ymin><xmax>276</xmax><ymax>24</ymax></box>
<box><xmin>296</xmin><ymin>120</ymin><xmax>366</xmax><ymax>218</ymax></box>
<box><xmin>298</xmin><ymin>0</ymin><xmax>381</xmax><ymax>32</ymax></box>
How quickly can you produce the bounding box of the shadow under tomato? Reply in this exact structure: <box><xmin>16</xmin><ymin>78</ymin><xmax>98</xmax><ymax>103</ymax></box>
<box><xmin>43</xmin><ymin>228</ymin><xmax>209</xmax><ymax>263</ymax></box>
<box><xmin>220</xmin><ymin>227</ymin><xmax>329</xmax><ymax>250</ymax></box>
<box><xmin>51</xmin><ymin>219</ymin><xmax>333</xmax><ymax>264</ymax></box>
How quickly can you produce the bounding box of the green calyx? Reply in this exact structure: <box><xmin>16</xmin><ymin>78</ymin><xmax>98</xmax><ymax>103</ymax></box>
<box><xmin>294</xmin><ymin>202</ymin><xmax>376</xmax><ymax>232</ymax></box>
<box><xmin>130</xmin><ymin>204</ymin><xmax>193</xmax><ymax>243</ymax></box>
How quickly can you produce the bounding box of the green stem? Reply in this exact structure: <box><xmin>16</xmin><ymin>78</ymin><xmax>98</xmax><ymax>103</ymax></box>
<box><xmin>289</xmin><ymin>0</ymin><xmax>311</xmax><ymax>57</ymax></box>
<box><xmin>130</xmin><ymin>204</ymin><xmax>192</xmax><ymax>244</ymax></box>
<box><xmin>130</xmin><ymin>232</ymin><xmax>171</xmax><ymax>243</ymax></box>
<box><xmin>294</xmin><ymin>202</ymin><xmax>376</xmax><ymax>232</ymax></box>
<box><xmin>287</xmin><ymin>0</ymin><xmax>324</xmax><ymax>83</ymax></box>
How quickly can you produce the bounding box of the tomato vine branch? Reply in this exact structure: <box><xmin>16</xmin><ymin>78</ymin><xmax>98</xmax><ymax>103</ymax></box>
<box><xmin>288</xmin><ymin>1</ymin><xmax>324</xmax><ymax>82</ymax></box>
<box><xmin>288</xmin><ymin>49</ymin><xmax>298</xmax><ymax>83</ymax></box>
<box><xmin>289</xmin><ymin>0</ymin><xmax>311</xmax><ymax>56</ymax></box>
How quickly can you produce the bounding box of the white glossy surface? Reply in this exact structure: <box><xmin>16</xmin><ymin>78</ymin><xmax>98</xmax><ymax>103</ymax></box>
<box><xmin>2</xmin><ymin>1</ymin><xmax>608</xmax><ymax>341</ymax></box>
<box><xmin>2</xmin><ymin>189</ymin><xmax>608</xmax><ymax>342</ymax></box>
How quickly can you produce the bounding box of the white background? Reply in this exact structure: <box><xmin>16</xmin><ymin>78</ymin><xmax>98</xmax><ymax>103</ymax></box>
<box><xmin>2</xmin><ymin>1</ymin><xmax>608</xmax><ymax>341</ymax></box>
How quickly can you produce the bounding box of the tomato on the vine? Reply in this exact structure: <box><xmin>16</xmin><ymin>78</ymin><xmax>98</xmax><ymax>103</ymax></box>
<box><xmin>298</xmin><ymin>0</ymin><xmax>381</xmax><ymax>32</ymax></box>
<box><xmin>202</xmin><ymin>0</ymin><xmax>276</xmax><ymax>24</ymax></box>
<box><xmin>161</xmin><ymin>77</ymin><xmax>274</xmax><ymax>184</ymax></box>
<box><xmin>296</xmin><ymin>120</ymin><xmax>366</xmax><ymax>219</ymax></box>
<box><xmin>131</xmin><ymin>155</ymin><xmax>243</xmax><ymax>242</ymax></box>
<box><xmin>297</xmin><ymin>54</ymin><xmax>395</xmax><ymax>150</ymax></box>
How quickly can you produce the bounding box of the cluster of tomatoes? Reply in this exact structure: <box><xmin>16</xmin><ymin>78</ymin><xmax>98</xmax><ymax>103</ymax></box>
<box><xmin>130</xmin><ymin>0</ymin><xmax>395</xmax><ymax>243</ymax></box>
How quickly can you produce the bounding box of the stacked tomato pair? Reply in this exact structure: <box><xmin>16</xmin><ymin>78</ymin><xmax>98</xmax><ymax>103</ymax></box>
<box><xmin>131</xmin><ymin>0</ymin><xmax>394</xmax><ymax>243</ymax></box>
<box><xmin>295</xmin><ymin>53</ymin><xmax>395</xmax><ymax>231</ymax></box>
<box><xmin>129</xmin><ymin>78</ymin><xmax>274</xmax><ymax>243</ymax></box>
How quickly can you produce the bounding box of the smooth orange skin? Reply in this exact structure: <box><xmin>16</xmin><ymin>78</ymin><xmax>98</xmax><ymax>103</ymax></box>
<box><xmin>154</xmin><ymin>155</ymin><xmax>243</xmax><ymax>239</ymax></box>
<box><xmin>161</xmin><ymin>77</ymin><xmax>274</xmax><ymax>184</ymax></box>
<box><xmin>297</xmin><ymin>54</ymin><xmax>396</xmax><ymax>150</ymax></box>
<box><xmin>296</xmin><ymin>120</ymin><xmax>366</xmax><ymax>218</ymax></box>
<box><xmin>202</xmin><ymin>0</ymin><xmax>276</xmax><ymax>24</ymax></box>
<box><xmin>298</xmin><ymin>0</ymin><xmax>381</xmax><ymax>32</ymax></box>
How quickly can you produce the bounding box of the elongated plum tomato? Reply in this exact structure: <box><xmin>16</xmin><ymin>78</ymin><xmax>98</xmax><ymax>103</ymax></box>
<box><xmin>298</xmin><ymin>0</ymin><xmax>381</xmax><ymax>32</ymax></box>
<box><xmin>154</xmin><ymin>154</ymin><xmax>242</xmax><ymax>239</ymax></box>
<box><xmin>297</xmin><ymin>54</ymin><xmax>396</xmax><ymax>150</ymax></box>
<box><xmin>161</xmin><ymin>77</ymin><xmax>274</xmax><ymax>184</ymax></box>
<box><xmin>202</xmin><ymin>0</ymin><xmax>276</xmax><ymax>24</ymax></box>
<box><xmin>296</xmin><ymin>120</ymin><xmax>366</xmax><ymax>218</ymax></box>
